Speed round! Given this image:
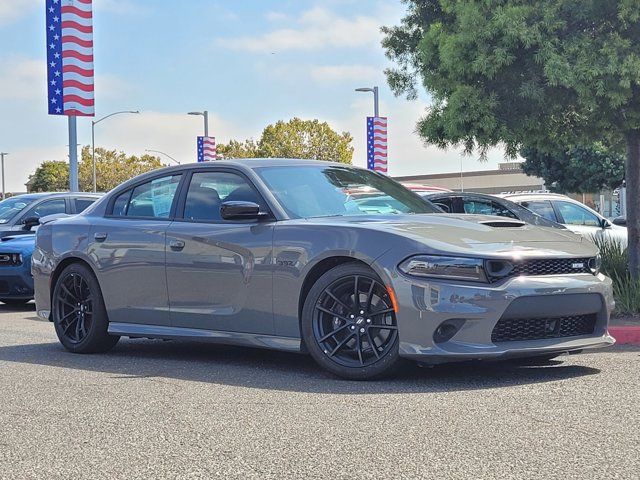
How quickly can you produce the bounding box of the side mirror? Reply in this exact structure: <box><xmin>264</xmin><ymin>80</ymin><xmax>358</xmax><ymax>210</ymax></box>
<box><xmin>22</xmin><ymin>216</ymin><xmax>40</xmax><ymax>230</ymax></box>
<box><xmin>600</xmin><ymin>218</ymin><xmax>612</xmax><ymax>229</ymax></box>
<box><xmin>220</xmin><ymin>201</ymin><xmax>266</xmax><ymax>220</ymax></box>
<box><xmin>612</xmin><ymin>216</ymin><xmax>627</xmax><ymax>226</ymax></box>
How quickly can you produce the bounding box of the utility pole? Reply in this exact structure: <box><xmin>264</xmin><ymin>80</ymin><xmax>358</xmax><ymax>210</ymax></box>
<box><xmin>68</xmin><ymin>117</ymin><xmax>78</xmax><ymax>192</ymax></box>
<box><xmin>355</xmin><ymin>86</ymin><xmax>379</xmax><ymax>117</ymax></box>
<box><xmin>0</xmin><ymin>152</ymin><xmax>7</xmax><ymax>199</ymax></box>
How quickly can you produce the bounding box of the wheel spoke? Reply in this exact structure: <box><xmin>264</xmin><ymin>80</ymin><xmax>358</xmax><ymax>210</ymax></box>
<box><xmin>369</xmin><ymin>324</ymin><xmax>398</xmax><ymax>330</ymax></box>
<box><xmin>328</xmin><ymin>333</ymin><xmax>355</xmax><ymax>357</ymax></box>
<box><xmin>326</xmin><ymin>290</ymin><xmax>352</xmax><ymax>312</ymax></box>
<box><xmin>319</xmin><ymin>323</ymin><xmax>350</xmax><ymax>342</ymax></box>
<box><xmin>353</xmin><ymin>275</ymin><xmax>359</xmax><ymax>309</ymax></box>
<box><xmin>315</xmin><ymin>305</ymin><xmax>349</xmax><ymax>322</ymax></box>
<box><xmin>365</xmin><ymin>279</ymin><xmax>376</xmax><ymax>312</ymax></box>
<box><xmin>356</xmin><ymin>334</ymin><xmax>364</xmax><ymax>365</ymax></box>
<box><xmin>371</xmin><ymin>308</ymin><xmax>395</xmax><ymax>317</ymax></box>
<box><xmin>366</xmin><ymin>330</ymin><xmax>380</xmax><ymax>359</ymax></box>
<box><xmin>63</xmin><ymin>315</ymin><xmax>79</xmax><ymax>335</ymax></box>
<box><xmin>60</xmin><ymin>284</ymin><xmax>78</xmax><ymax>303</ymax></box>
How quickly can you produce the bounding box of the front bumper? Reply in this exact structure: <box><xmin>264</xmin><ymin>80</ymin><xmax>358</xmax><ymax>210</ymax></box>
<box><xmin>390</xmin><ymin>272</ymin><xmax>615</xmax><ymax>363</ymax></box>
<box><xmin>0</xmin><ymin>267</ymin><xmax>34</xmax><ymax>299</ymax></box>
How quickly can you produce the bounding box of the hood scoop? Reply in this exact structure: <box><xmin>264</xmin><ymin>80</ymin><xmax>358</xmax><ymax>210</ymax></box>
<box><xmin>479</xmin><ymin>219</ymin><xmax>526</xmax><ymax>228</ymax></box>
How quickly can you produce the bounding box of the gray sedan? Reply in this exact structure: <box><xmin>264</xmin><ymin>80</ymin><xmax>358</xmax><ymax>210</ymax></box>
<box><xmin>32</xmin><ymin>159</ymin><xmax>615</xmax><ymax>379</ymax></box>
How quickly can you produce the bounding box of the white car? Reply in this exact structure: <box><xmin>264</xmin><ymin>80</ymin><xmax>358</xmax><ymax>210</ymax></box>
<box><xmin>499</xmin><ymin>193</ymin><xmax>627</xmax><ymax>244</ymax></box>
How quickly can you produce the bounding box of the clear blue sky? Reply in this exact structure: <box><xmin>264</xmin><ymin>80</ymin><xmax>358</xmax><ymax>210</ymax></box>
<box><xmin>0</xmin><ymin>0</ymin><xmax>505</xmax><ymax>192</ymax></box>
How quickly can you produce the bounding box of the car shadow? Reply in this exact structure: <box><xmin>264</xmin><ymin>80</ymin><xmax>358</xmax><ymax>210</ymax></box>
<box><xmin>0</xmin><ymin>337</ymin><xmax>602</xmax><ymax>394</ymax></box>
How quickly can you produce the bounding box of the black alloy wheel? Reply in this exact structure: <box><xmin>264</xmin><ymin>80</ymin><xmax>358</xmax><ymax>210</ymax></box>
<box><xmin>53</xmin><ymin>263</ymin><xmax>119</xmax><ymax>353</ymax></box>
<box><xmin>302</xmin><ymin>262</ymin><xmax>402</xmax><ymax>379</ymax></box>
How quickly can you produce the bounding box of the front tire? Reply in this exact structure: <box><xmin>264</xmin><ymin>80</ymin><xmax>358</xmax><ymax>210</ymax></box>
<box><xmin>52</xmin><ymin>263</ymin><xmax>119</xmax><ymax>353</ymax></box>
<box><xmin>301</xmin><ymin>262</ymin><xmax>402</xmax><ymax>380</ymax></box>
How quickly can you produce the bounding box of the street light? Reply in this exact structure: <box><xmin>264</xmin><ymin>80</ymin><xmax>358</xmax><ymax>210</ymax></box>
<box><xmin>188</xmin><ymin>110</ymin><xmax>209</xmax><ymax>137</ymax></box>
<box><xmin>92</xmin><ymin>110</ymin><xmax>140</xmax><ymax>192</ymax></box>
<box><xmin>145</xmin><ymin>149</ymin><xmax>181</xmax><ymax>165</ymax></box>
<box><xmin>355</xmin><ymin>86</ymin><xmax>379</xmax><ymax>117</ymax></box>
<box><xmin>0</xmin><ymin>152</ymin><xmax>7</xmax><ymax>200</ymax></box>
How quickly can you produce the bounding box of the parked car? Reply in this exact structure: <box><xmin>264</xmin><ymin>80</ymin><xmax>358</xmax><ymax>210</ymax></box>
<box><xmin>0</xmin><ymin>194</ymin><xmax>101</xmax><ymax>305</ymax></box>
<box><xmin>424</xmin><ymin>192</ymin><xmax>565</xmax><ymax>229</ymax></box>
<box><xmin>33</xmin><ymin>159</ymin><xmax>614</xmax><ymax>379</ymax></box>
<box><xmin>499</xmin><ymin>193</ymin><xmax>627</xmax><ymax>244</ymax></box>
<box><xmin>0</xmin><ymin>192</ymin><xmax>102</xmax><ymax>239</ymax></box>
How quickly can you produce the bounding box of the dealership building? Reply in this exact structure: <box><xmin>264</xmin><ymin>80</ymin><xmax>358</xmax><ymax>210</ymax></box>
<box><xmin>395</xmin><ymin>162</ymin><xmax>621</xmax><ymax>218</ymax></box>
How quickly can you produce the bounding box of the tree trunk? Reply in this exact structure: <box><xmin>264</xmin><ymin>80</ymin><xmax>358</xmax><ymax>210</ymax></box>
<box><xmin>626</xmin><ymin>130</ymin><xmax>640</xmax><ymax>280</ymax></box>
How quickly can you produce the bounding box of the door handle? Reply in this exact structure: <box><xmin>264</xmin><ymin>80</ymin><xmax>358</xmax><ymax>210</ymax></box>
<box><xmin>169</xmin><ymin>239</ymin><xmax>185</xmax><ymax>251</ymax></box>
<box><xmin>94</xmin><ymin>232</ymin><xmax>107</xmax><ymax>242</ymax></box>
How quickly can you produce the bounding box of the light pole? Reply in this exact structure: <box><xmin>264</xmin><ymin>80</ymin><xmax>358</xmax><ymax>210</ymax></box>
<box><xmin>188</xmin><ymin>110</ymin><xmax>209</xmax><ymax>137</ymax></box>
<box><xmin>92</xmin><ymin>110</ymin><xmax>140</xmax><ymax>192</ymax></box>
<box><xmin>355</xmin><ymin>86</ymin><xmax>379</xmax><ymax>117</ymax></box>
<box><xmin>0</xmin><ymin>152</ymin><xmax>7</xmax><ymax>200</ymax></box>
<box><xmin>145</xmin><ymin>149</ymin><xmax>180</xmax><ymax>165</ymax></box>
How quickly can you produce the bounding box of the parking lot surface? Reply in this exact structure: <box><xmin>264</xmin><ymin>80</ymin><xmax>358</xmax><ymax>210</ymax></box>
<box><xmin>1</xmin><ymin>304</ymin><xmax>639</xmax><ymax>479</ymax></box>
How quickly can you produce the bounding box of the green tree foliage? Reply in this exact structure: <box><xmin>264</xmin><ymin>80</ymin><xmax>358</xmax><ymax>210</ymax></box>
<box><xmin>78</xmin><ymin>146</ymin><xmax>163</xmax><ymax>192</ymax></box>
<box><xmin>28</xmin><ymin>161</ymin><xmax>70</xmax><ymax>192</ymax></box>
<box><xmin>383</xmin><ymin>0</ymin><xmax>640</xmax><ymax>277</ymax></box>
<box><xmin>521</xmin><ymin>144</ymin><xmax>625</xmax><ymax>194</ymax></box>
<box><xmin>218</xmin><ymin>118</ymin><xmax>354</xmax><ymax>163</ymax></box>
<box><xmin>28</xmin><ymin>148</ymin><xmax>163</xmax><ymax>193</ymax></box>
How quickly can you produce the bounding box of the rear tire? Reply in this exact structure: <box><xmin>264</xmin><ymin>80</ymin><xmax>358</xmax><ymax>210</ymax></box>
<box><xmin>52</xmin><ymin>263</ymin><xmax>119</xmax><ymax>353</ymax></box>
<box><xmin>301</xmin><ymin>262</ymin><xmax>402</xmax><ymax>380</ymax></box>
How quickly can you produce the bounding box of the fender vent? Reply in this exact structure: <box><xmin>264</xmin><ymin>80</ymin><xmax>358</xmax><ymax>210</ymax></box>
<box><xmin>480</xmin><ymin>220</ymin><xmax>526</xmax><ymax>228</ymax></box>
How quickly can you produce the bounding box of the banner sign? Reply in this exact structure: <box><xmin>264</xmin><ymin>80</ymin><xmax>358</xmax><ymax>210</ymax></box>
<box><xmin>367</xmin><ymin>116</ymin><xmax>388</xmax><ymax>174</ymax></box>
<box><xmin>197</xmin><ymin>136</ymin><xmax>217</xmax><ymax>162</ymax></box>
<box><xmin>46</xmin><ymin>0</ymin><xmax>95</xmax><ymax>116</ymax></box>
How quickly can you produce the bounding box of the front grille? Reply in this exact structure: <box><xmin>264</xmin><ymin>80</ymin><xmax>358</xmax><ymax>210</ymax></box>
<box><xmin>491</xmin><ymin>314</ymin><xmax>597</xmax><ymax>343</ymax></box>
<box><xmin>0</xmin><ymin>253</ymin><xmax>22</xmax><ymax>267</ymax></box>
<box><xmin>512</xmin><ymin>258</ymin><xmax>591</xmax><ymax>276</ymax></box>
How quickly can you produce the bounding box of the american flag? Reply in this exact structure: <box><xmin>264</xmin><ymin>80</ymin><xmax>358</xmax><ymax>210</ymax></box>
<box><xmin>197</xmin><ymin>136</ymin><xmax>217</xmax><ymax>162</ymax></box>
<box><xmin>367</xmin><ymin>116</ymin><xmax>387</xmax><ymax>174</ymax></box>
<box><xmin>46</xmin><ymin>0</ymin><xmax>95</xmax><ymax>116</ymax></box>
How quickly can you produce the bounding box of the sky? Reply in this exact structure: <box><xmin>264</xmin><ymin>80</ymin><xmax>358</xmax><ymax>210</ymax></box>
<box><xmin>0</xmin><ymin>0</ymin><xmax>507</xmax><ymax>193</ymax></box>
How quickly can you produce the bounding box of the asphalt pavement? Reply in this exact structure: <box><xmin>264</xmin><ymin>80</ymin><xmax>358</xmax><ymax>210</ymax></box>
<box><xmin>1</xmin><ymin>303</ymin><xmax>638</xmax><ymax>479</ymax></box>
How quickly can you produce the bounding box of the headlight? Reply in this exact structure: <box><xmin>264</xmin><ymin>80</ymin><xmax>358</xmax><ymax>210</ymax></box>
<box><xmin>589</xmin><ymin>254</ymin><xmax>601</xmax><ymax>275</ymax></box>
<box><xmin>398</xmin><ymin>255</ymin><xmax>488</xmax><ymax>282</ymax></box>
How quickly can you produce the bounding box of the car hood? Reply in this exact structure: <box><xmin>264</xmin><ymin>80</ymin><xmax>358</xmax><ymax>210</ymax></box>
<box><xmin>0</xmin><ymin>234</ymin><xmax>36</xmax><ymax>253</ymax></box>
<box><xmin>305</xmin><ymin>214</ymin><xmax>596</xmax><ymax>258</ymax></box>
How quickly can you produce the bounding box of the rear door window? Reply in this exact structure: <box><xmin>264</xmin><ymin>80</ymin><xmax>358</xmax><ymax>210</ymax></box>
<box><xmin>74</xmin><ymin>198</ymin><xmax>97</xmax><ymax>213</ymax></box>
<box><xmin>520</xmin><ymin>200</ymin><xmax>557</xmax><ymax>222</ymax></box>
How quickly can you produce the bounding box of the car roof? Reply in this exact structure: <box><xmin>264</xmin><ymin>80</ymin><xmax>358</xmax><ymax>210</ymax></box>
<box><xmin>498</xmin><ymin>192</ymin><xmax>570</xmax><ymax>202</ymax></box>
<box><xmin>7</xmin><ymin>192</ymin><xmax>102</xmax><ymax>201</ymax></box>
<box><xmin>426</xmin><ymin>191</ymin><xmax>501</xmax><ymax>200</ymax></box>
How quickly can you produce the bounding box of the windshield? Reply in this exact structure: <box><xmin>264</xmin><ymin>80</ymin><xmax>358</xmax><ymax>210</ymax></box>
<box><xmin>256</xmin><ymin>165</ymin><xmax>440</xmax><ymax>218</ymax></box>
<box><xmin>0</xmin><ymin>197</ymin><xmax>34</xmax><ymax>224</ymax></box>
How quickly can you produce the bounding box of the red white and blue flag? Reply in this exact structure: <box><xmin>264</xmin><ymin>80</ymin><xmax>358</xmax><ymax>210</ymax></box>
<box><xmin>197</xmin><ymin>136</ymin><xmax>217</xmax><ymax>162</ymax></box>
<box><xmin>367</xmin><ymin>116</ymin><xmax>387</xmax><ymax>174</ymax></box>
<box><xmin>46</xmin><ymin>0</ymin><xmax>95</xmax><ymax>116</ymax></box>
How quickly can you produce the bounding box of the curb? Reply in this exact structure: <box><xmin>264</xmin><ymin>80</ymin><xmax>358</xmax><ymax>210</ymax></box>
<box><xmin>609</xmin><ymin>326</ymin><xmax>640</xmax><ymax>346</ymax></box>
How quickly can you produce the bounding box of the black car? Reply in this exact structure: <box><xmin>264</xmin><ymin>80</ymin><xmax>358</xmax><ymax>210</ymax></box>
<box><xmin>0</xmin><ymin>192</ymin><xmax>102</xmax><ymax>238</ymax></box>
<box><xmin>423</xmin><ymin>192</ymin><xmax>565</xmax><ymax>229</ymax></box>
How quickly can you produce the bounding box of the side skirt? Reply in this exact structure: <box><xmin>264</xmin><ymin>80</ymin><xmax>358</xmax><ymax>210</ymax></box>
<box><xmin>107</xmin><ymin>322</ymin><xmax>303</xmax><ymax>353</ymax></box>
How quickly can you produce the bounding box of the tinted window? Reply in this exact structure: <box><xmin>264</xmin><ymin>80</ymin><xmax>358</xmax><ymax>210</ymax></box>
<box><xmin>22</xmin><ymin>199</ymin><xmax>66</xmax><ymax>219</ymax></box>
<box><xmin>111</xmin><ymin>190</ymin><xmax>131</xmax><ymax>217</ymax></box>
<box><xmin>256</xmin><ymin>165</ymin><xmax>438</xmax><ymax>218</ymax></box>
<box><xmin>521</xmin><ymin>200</ymin><xmax>557</xmax><ymax>222</ymax></box>
<box><xmin>0</xmin><ymin>196</ymin><xmax>35</xmax><ymax>224</ymax></box>
<box><xmin>183</xmin><ymin>171</ymin><xmax>265</xmax><ymax>222</ymax></box>
<box><xmin>555</xmin><ymin>201</ymin><xmax>600</xmax><ymax>226</ymax></box>
<box><xmin>431</xmin><ymin>198</ymin><xmax>453</xmax><ymax>213</ymax></box>
<box><xmin>111</xmin><ymin>175</ymin><xmax>181</xmax><ymax>218</ymax></box>
<box><xmin>462</xmin><ymin>198</ymin><xmax>517</xmax><ymax>219</ymax></box>
<box><xmin>75</xmin><ymin>198</ymin><xmax>96</xmax><ymax>213</ymax></box>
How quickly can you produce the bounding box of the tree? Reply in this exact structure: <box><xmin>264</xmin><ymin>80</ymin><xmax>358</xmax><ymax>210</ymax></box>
<box><xmin>218</xmin><ymin>118</ymin><xmax>354</xmax><ymax>163</ymax></box>
<box><xmin>521</xmin><ymin>144</ymin><xmax>625</xmax><ymax>194</ymax></box>
<box><xmin>78</xmin><ymin>146</ymin><xmax>163</xmax><ymax>192</ymax></box>
<box><xmin>28</xmin><ymin>148</ymin><xmax>164</xmax><ymax>193</ymax></box>
<box><xmin>28</xmin><ymin>161</ymin><xmax>69</xmax><ymax>192</ymax></box>
<box><xmin>217</xmin><ymin>139</ymin><xmax>259</xmax><ymax>159</ymax></box>
<box><xmin>383</xmin><ymin>0</ymin><xmax>640</xmax><ymax>277</ymax></box>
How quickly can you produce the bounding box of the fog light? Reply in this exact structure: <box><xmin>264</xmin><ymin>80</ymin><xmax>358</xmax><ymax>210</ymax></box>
<box><xmin>433</xmin><ymin>319</ymin><xmax>466</xmax><ymax>343</ymax></box>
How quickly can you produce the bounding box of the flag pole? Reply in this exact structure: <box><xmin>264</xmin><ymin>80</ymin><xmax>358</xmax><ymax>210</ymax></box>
<box><xmin>68</xmin><ymin>116</ymin><xmax>79</xmax><ymax>192</ymax></box>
